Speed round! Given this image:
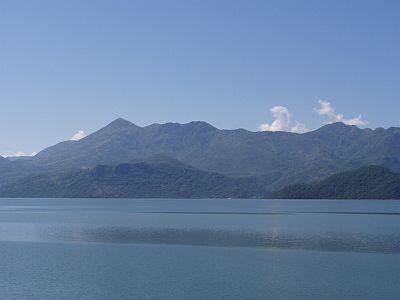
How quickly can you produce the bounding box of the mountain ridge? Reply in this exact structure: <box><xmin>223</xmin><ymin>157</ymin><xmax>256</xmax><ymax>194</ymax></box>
<box><xmin>2</xmin><ymin>118</ymin><xmax>400</xmax><ymax>195</ymax></box>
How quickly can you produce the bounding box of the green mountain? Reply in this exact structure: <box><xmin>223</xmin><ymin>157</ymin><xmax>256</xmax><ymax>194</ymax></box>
<box><xmin>0</xmin><ymin>156</ymin><xmax>264</xmax><ymax>198</ymax></box>
<box><xmin>2</xmin><ymin>119</ymin><xmax>400</xmax><ymax>197</ymax></box>
<box><xmin>272</xmin><ymin>166</ymin><xmax>400</xmax><ymax>199</ymax></box>
<box><xmin>26</xmin><ymin>119</ymin><xmax>400</xmax><ymax>191</ymax></box>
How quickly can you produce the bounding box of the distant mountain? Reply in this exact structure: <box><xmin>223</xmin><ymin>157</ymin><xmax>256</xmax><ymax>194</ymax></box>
<box><xmin>0</xmin><ymin>156</ymin><xmax>11</xmax><ymax>167</ymax></box>
<box><xmin>0</xmin><ymin>157</ymin><xmax>49</xmax><ymax>187</ymax></box>
<box><xmin>272</xmin><ymin>166</ymin><xmax>400</xmax><ymax>199</ymax></box>
<box><xmin>0</xmin><ymin>156</ymin><xmax>264</xmax><ymax>198</ymax></box>
<box><xmin>33</xmin><ymin>118</ymin><xmax>219</xmax><ymax>170</ymax></box>
<box><xmin>28</xmin><ymin>119</ymin><xmax>400</xmax><ymax>191</ymax></box>
<box><xmin>5</xmin><ymin>156</ymin><xmax>33</xmax><ymax>161</ymax></box>
<box><xmin>2</xmin><ymin>118</ymin><xmax>400</xmax><ymax>197</ymax></box>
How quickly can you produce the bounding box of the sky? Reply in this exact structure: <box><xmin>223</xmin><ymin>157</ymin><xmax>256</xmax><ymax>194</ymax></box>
<box><xmin>1</xmin><ymin>0</ymin><xmax>400</xmax><ymax>156</ymax></box>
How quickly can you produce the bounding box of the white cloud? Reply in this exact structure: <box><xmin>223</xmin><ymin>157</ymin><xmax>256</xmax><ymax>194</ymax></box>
<box><xmin>10</xmin><ymin>151</ymin><xmax>27</xmax><ymax>157</ymax></box>
<box><xmin>70</xmin><ymin>130</ymin><xmax>87</xmax><ymax>141</ymax></box>
<box><xmin>259</xmin><ymin>106</ymin><xmax>308</xmax><ymax>133</ymax></box>
<box><xmin>315</xmin><ymin>100</ymin><xmax>367</xmax><ymax>126</ymax></box>
<box><xmin>2</xmin><ymin>151</ymin><xmax>37</xmax><ymax>158</ymax></box>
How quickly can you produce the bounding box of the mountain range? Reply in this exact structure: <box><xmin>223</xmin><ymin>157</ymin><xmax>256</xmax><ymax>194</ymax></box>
<box><xmin>1</xmin><ymin>118</ymin><xmax>400</xmax><ymax>198</ymax></box>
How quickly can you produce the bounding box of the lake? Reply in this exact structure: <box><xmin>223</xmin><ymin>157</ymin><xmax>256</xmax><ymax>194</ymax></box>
<box><xmin>0</xmin><ymin>198</ymin><xmax>399</xmax><ymax>299</ymax></box>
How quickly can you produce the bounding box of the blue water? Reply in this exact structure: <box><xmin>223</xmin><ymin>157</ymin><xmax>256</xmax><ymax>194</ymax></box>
<box><xmin>0</xmin><ymin>198</ymin><xmax>399</xmax><ymax>299</ymax></box>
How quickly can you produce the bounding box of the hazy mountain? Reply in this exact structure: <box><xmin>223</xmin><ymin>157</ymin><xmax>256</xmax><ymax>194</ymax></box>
<box><xmin>5</xmin><ymin>156</ymin><xmax>34</xmax><ymax>161</ymax></box>
<box><xmin>3</xmin><ymin>118</ymin><xmax>400</xmax><ymax>197</ymax></box>
<box><xmin>0</xmin><ymin>156</ymin><xmax>264</xmax><ymax>198</ymax></box>
<box><xmin>29</xmin><ymin>119</ymin><xmax>400</xmax><ymax>191</ymax></box>
<box><xmin>0</xmin><ymin>158</ymin><xmax>50</xmax><ymax>187</ymax></box>
<box><xmin>272</xmin><ymin>166</ymin><xmax>400</xmax><ymax>199</ymax></box>
<box><xmin>0</xmin><ymin>156</ymin><xmax>11</xmax><ymax>167</ymax></box>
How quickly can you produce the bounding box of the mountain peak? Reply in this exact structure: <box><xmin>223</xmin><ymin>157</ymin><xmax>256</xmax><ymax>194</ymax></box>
<box><xmin>313</xmin><ymin>122</ymin><xmax>360</xmax><ymax>133</ymax></box>
<box><xmin>108</xmin><ymin>118</ymin><xmax>137</xmax><ymax>127</ymax></box>
<box><xmin>321</xmin><ymin>122</ymin><xmax>351</xmax><ymax>128</ymax></box>
<box><xmin>184</xmin><ymin>121</ymin><xmax>217</xmax><ymax>131</ymax></box>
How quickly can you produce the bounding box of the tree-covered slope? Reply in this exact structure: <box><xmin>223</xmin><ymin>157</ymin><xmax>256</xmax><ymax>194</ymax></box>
<box><xmin>0</xmin><ymin>157</ymin><xmax>264</xmax><ymax>198</ymax></box>
<box><xmin>272</xmin><ymin>166</ymin><xmax>400</xmax><ymax>199</ymax></box>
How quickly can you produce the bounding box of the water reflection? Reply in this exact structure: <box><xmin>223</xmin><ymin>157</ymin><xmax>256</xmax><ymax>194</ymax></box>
<box><xmin>1</xmin><ymin>199</ymin><xmax>400</xmax><ymax>254</ymax></box>
<box><xmin>0</xmin><ymin>224</ymin><xmax>399</xmax><ymax>254</ymax></box>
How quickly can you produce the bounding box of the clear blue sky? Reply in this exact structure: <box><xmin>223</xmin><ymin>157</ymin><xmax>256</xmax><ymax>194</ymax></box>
<box><xmin>1</xmin><ymin>0</ymin><xmax>399</xmax><ymax>155</ymax></box>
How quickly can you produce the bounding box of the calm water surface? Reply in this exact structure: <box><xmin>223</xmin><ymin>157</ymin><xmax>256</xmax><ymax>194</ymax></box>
<box><xmin>0</xmin><ymin>198</ymin><xmax>399</xmax><ymax>299</ymax></box>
